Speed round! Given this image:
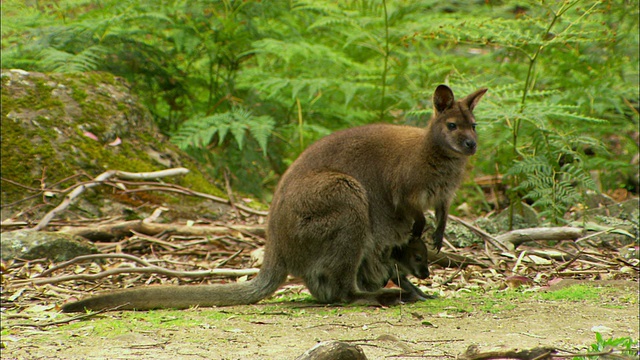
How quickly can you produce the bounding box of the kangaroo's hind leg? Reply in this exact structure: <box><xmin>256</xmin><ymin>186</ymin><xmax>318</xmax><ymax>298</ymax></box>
<box><xmin>286</xmin><ymin>172</ymin><xmax>402</xmax><ymax>305</ymax></box>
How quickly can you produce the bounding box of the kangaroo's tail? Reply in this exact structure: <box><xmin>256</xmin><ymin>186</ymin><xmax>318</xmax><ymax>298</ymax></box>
<box><xmin>61</xmin><ymin>262</ymin><xmax>287</xmax><ymax>312</ymax></box>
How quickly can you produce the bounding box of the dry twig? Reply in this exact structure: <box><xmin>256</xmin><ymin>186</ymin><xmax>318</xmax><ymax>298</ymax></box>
<box><xmin>122</xmin><ymin>184</ymin><xmax>268</xmax><ymax>216</ymax></box>
<box><xmin>14</xmin><ymin>252</ymin><xmax>259</xmax><ymax>287</ymax></box>
<box><xmin>32</xmin><ymin>168</ymin><xmax>190</xmax><ymax>231</ymax></box>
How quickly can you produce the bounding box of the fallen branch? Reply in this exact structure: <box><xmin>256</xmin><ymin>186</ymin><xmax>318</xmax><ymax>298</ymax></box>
<box><xmin>59</xmin><ymin>220</ymin><xmax>266</xmax><ymax>242</ymax></box>
<box><xmin>32</xmin><ymin>168</ymin><xmax>190</xmax><ymax>231</ymax></box>
<box><xmin>495</xmin><ymin>227</ymin><xmax>584</xmax><ymax>250</ymax></box>
<box><xmin>122</xmin><ymin>184</ymin><xmax>268</xmax><ymax>216</ymax></box>
<box><xmin>18</xmin><ymin>252</ymin><xmax>260</xmax><ymax>287</ymax></box>
<box><xmin>37</xmin><ymin>253</ymin><xmax>155</xmax><ymax>278</ymax></box>
<box><xmin>128</xmin><ymin>230</ymin><xmax>183</xmax><ymax>250</ymax></box>
<box><xmin>14</xmin><ymin>265</ymin><xmax>260</xmax><ymax>287</ymax></box>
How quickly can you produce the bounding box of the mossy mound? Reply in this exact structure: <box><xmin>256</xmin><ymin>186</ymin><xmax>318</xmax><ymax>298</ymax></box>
<box><xmin>1</xmin><ymin>69</ymin><xmax>232</xmax><ymax>223</ymax></box>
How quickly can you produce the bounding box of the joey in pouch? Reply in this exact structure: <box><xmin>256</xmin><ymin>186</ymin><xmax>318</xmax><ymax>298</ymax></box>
<box><xmin>358</xmin><ymin>212</ymin><xmax>433</xmax><ymax>303</ymax></box>
<box><xmin>62</xmin><ymin>84</ymin><xmax>487</xmax><ymax>312</ymax></box>
<box><xmin>390</xmin><ymin>235</ymin><xmax>434</xmax><ymax>301</ymax></box>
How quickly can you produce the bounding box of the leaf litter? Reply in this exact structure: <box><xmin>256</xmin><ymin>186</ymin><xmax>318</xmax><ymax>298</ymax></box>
<box><xmin>1</xmin><ymin>207</ymin><xmax>638</xmax><ymax>359</ymax></box>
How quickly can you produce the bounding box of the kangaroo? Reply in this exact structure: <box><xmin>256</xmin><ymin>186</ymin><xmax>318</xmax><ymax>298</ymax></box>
<box><xmin>62</xmin><ymin>84</ymin><xmax>486</xmax><ymax>312</ymax></box>
<box><xmin>389</xmin><ymin>234</ymin><xmax>433</xmax><ymax>301</ymax></box>
<box><xmin>358</xmin><ymin>214</ymin><xmax>434</xmax><ymax>302</ymax></box>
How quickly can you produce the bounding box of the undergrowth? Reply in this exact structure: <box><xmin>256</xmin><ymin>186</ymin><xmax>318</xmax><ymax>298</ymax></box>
<box><xmin>2</xmin><ymin>0</ymin><xmax>638</xmax><ymax>218</ymax></box>
<box><xmin>573</xmin><ymin>332</ymin><xmax>639</xmax><ymax>359</ymax></box>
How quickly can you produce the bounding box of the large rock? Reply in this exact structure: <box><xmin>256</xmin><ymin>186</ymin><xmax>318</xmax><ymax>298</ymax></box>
<box><xmin>1</xmin><ymin>69</ymin><xmax>232</xmax><ymax>224</ymax></box>
<box><xmin>1</xmin><ymin>230</ymin><xmax>98</xmax><ymax>262</ymax></box>
<box><xmin>296</xmin><ymin>341</ymin><xmax>368</xmax><ymax>360</ymax></box>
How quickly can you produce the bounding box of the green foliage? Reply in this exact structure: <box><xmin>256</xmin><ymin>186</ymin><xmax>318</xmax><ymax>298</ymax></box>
<box><xmin>506</xmin><ymin>128</ymin><xmax>601</xmax><ymax>224</ymax></box>
<box><xmin>2</xmin><ymin>0</ymin><xmax>638</xmax><ymax>210</ymax></box>
<box><xmin>572</xmin><ymin>332</ymin><xmax>638</xmax><ymax>360</ymax></box>
<box><xmin>172</xmin><ymin>108</ymin><xmax>275</xmax><ymax>156</ymax></box>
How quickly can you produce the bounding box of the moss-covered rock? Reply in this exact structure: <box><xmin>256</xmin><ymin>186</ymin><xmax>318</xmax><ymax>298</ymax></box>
<box><xmin>1</xmin><ymin>69</ymin><xmax>234</xmax><ymax>223</ymax></box>
<box><xmin>1</xmin><ymin>230</ymin><xmax>98</xmax><ymax>262</ymax></box>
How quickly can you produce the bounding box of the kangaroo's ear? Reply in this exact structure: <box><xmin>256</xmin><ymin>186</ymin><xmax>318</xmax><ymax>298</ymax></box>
<box><xmin>464</xmin><ymin>88</ymin><xmax>488</xmax><ymax>111</ymax></box>
<box><xmin>433</xmin><ymin>85</ymin><xmax>455</xmax><ymax>114</ymax></box>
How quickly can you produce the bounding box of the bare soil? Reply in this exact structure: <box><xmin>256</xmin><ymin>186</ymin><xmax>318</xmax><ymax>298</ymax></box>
<box><xmin>2</xmin><ymin>284</ymin><xmax>638</xmax><ymax>360</ymax></box>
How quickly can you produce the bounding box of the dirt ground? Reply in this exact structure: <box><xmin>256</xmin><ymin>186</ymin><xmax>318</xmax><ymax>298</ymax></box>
<box><xmin>2</xmin><ymin>284</ymin><xmax>638</xmax><ymax>360</ymax></box>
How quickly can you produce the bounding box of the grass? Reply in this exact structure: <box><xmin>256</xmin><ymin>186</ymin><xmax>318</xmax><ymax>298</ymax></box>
<box><xmin>56</xmin><ymin>309</ymin><xmax>237</xmax><ymax>337</ymax></box>
<box><xmin>538</xmin><ymin>284</ymin><xmax>606</xmax><ymax>302</ymax></box>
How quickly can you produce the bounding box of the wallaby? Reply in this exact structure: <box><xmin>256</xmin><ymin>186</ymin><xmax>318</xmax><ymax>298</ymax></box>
<box><xmin>388</xmin><ymin>234</ymin><xmax>433</xmax><ymax>301</ymax></box>
<box><xmin>62</xmin><ymin>84</ymin><xmax>486</xmax><ymax>312</ymax></box>
<box><xmin>356</xmin><ymin>215</ymin><xmax>431</xmax><ymax>302</ymax></box>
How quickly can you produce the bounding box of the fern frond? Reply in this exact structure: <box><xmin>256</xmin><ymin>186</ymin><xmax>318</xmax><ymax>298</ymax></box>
<box><xmin>249</xmin><ymin>116</ymin><xmax>277</xmax><ymax>155</ymax></box>
<box><xmin>308</xmin><ymin>16</ymin><xmax>360</xmax><ymax>31</ymax></box>
<box><xmin>171</xmin><ymin>108</ymin><xmax>275</xmax><ymax>155</ymax></box>
<box><xmin>39</xmin><ymin>45</ymin><xmax>108</xmax><ymax>72</ymax></box>
<box><xmin>507</xmin><ymin>156</ymin><xmax>552</xmax><ymax>177</ymax></box>
<box><xmin>546</xmin><ymin>110</ymin><xmax>609</xmax><ymax>124</ymax></box>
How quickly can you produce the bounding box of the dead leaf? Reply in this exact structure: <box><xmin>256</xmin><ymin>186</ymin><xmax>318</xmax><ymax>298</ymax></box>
<box><xmin>108</xmin><ymin>137</ymin><xmax>122</xmax><ymax>146</ymax></box>
<box><xmin>83</xmin><ymin>131</ymin><xmax>99</xmax><ymax>141</ymax></box>
<box><xmin>505</xmin><ymin>275</ymin><xmax>533</xmax><ymax>288</ymax></box>
<box><xmin>410</xmin><ymin>312</ymin><xmax>423</xmax><ymax>320</ymax></box>
<box><xmin>376</xmin><ymin>334</ymin><xmax>400</xmax><ymax>342</ymax></box>
<box><xmin>438</xmin><ymin>312</ymin><xmax>454</xmax><ymax>318</ymax></box>
<box><xmin>591</xmin><ymin>325</ymin><xmax>613</xmax><ymax>334</ymax></box>
<box><xmin>8</xmin><ymin>288</ymin><xmax>26</xmax><ymax>302</ymax></box>
<box><xmin>527</xmin><ymin>254</ymin><xmax>552</xmax><ymax>265</ymax></box>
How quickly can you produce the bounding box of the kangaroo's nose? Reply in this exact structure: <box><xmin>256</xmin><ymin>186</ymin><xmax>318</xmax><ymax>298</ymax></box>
<box><xmin>463</xmin><ymin>139</ymin><xmax>476</xmax><ymax>150</ymax></box>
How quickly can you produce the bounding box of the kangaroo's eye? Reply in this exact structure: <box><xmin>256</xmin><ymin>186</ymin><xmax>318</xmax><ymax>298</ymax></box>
<box><xmin>472</xmin><ymin>123</ymin><xmax>477</xmax><ymax>130</ymax></box>
<box><xmin>447</xmin><ymin>123</ymin><xmax>457</xmax><ymax>130</ymax></box>
<box><xmin>415</xmin><ymin>255</ymin><xmax>423</xmax><ymax>262</ymax></box>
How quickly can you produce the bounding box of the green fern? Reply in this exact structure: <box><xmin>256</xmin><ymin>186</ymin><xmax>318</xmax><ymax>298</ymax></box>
<box><xmin>172</xmin><ymin>108</ymin><xmax>275</xmax><ymax>156</ymax></box>
<box><xmin>507</xmin><ymin>129</ymin><xmax>600</xmax><ymax>225</ymax></box>
<box><xmin>38</xmin><ymin>45</ymin><xmax>109</xmax><ymax>73</ymax></box>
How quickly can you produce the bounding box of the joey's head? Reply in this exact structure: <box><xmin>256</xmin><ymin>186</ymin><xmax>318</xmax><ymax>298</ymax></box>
<box><xmin>392</xmin><ymin>236</ymin><xmax>430</xmax><ymax>279</ymax></box>
<box><xmin>427</xmin><ymin>85</ymin><xmax>488</xmax><ymax>157</ymax></box>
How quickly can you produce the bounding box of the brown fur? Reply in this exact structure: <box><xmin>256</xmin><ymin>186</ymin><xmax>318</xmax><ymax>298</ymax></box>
<box><xmin>62</xmin><ymin>85</ymin><xmax>486</xmax><ymax>312</ymax></box>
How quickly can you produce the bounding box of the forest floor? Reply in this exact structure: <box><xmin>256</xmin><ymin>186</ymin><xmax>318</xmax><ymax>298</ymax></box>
<box><xmin>1</xmin><ymin>271</ymin><xmax>638</xmax><ymax>359</ymax></box>
<box><xmin>1</xmin><ymin>205</ymin><xmax>639</xmax><ymax>359</ymax></box>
